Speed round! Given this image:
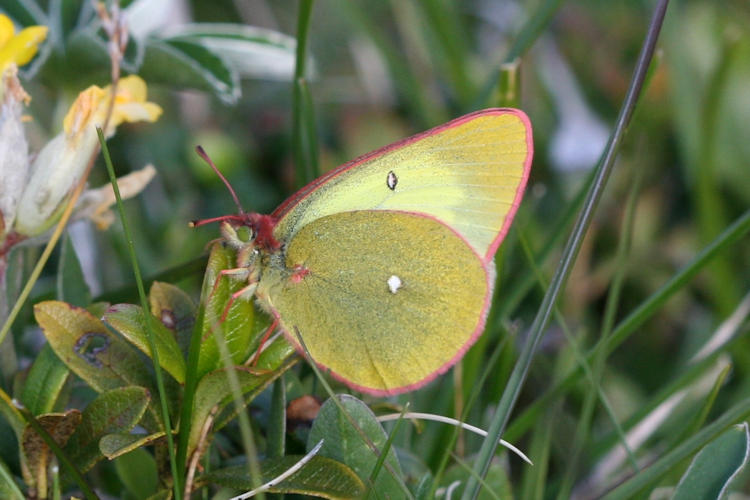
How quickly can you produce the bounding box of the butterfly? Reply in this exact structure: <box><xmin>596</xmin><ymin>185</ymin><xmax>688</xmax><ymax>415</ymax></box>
<box><xmin>195</xmin><ymin>108</ymin><xmax>533</xmax><ymax>396</ymax></box>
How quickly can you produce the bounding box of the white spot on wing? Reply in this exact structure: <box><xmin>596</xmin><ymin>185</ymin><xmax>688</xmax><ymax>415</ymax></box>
<box><xmin>387</xmin><ymin>171</ymin><xmax>398</xmax><ymax>190</ymax></box>
<box><xmin>387</xmin><ymin>275</ymin><xmax>402</xmax><ymax>294</ymax></box>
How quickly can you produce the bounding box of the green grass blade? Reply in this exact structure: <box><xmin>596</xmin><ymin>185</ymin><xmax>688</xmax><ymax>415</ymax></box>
<box><xmin>505</xmin><ymin>207</ymin><xmax>750</xmax><ymax>442</ymax></box>
<box><xmin>175</xmin><ymin>305</ymin><xmax>204</xmax><ymax>493</ymax></box>
<box><xmin>555</xmin><ymin>169</ymin><xmax>645</xmax><ymax>498</ymax></box>
<box><xmin>474</xmin><ymin>0</ymin><xmax>564</xmax><ymax>108</ymax></box>
<box><xmin>461</xmin><ymin>2</ymin><xmax>671</xmax><ymax>497</ymax></box>
<box><xmin>292</xmin><ymin>0</ymin><xmax>319</xmax><ymax>187</ymax></box>
<box><xmin>97</xmin><ymin>128</ymin><xmax>181</xmax><ymax>500</ymax></box>
<box><xmin>516</xmin><ymin>229</ymin><xmax>639</xmax><ymax>491</ymax></box>
<box><xmin>210</xmin><ymin>315</ymin><xmax>264</xmax><ymax>497</ymax></box>
<box><xmin>367</xmin><ymin>405</ymin><xmax>407</xmax><ymax>499</ymax></box>
<box><xmin>427</xmin><ymin>328</ymin><xmax>513</xmax><ymax>499</ymax></box>
<box><xmin>341</xmin><ymin>1</ymin><xmax>440</xmax><ymax>127</ymax></box>
<box><xmin>0</xmin><ymin>456</ymin><xmax>24</xmax><ymax>500</ymax></box>
<box><xmin>268</xmin><ymin>377</ymin><xmax>287</xmax><ymax>459</ymax></box>
<box><xmin>416</xmin><ymin>0</ymin><xmax>473</xmax><ymax>108</ymax></box>
<box><xmin>693</xmin><ymin>38</ymin><xmax>743</xmax><ymax>317</ymax></box>
<box><xmin>601</xmin><ymin>399</ymin><xmax>750</xmax><ymax>500</ymax></box>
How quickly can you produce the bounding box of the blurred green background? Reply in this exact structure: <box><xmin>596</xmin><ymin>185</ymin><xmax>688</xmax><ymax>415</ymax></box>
<box><xmin>2</xmin><ymin>0</ymin><xmax>750</xmax><ymax>497</ymax></box>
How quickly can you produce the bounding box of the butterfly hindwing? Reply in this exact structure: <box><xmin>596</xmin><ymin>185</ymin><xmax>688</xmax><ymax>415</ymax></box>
<box><xmin>259</xmin><ymin>210</ymin><xmax>491</xmax><ymax>395</ymax></box>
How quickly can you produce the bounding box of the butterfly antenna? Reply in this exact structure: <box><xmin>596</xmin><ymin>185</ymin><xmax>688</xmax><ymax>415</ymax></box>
<box><xmin>196</xmin><ymin>145</ymin><xmax>245</xmax><ymax>214</ymax></box>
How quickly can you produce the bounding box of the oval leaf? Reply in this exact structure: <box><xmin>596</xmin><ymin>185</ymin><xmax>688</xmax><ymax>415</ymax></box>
<box><xmin>149</xmin><ymin>281</ymin><xmax>196</xmax><ymax>356</ymax></box>
<box><xmin>141</xmin><ymin>37</ymin><xmax>239</xmax><ymax>104</ymax></box>
<box><xmin>114</xmin><ymin>447</ymin><xmax>158</xmax><ymax>499</ymax></box>
<box><xmin>104</xmin><ymin>303</ymin><xmax>186</xmax><ymax>383</ymax></box>
<box><xmin>200</xmin><ymin>455</ymin><xmax>365</xmax><ymax>499</ymax></box>
<box><xmin>307</xmin><ymin>395</ymin><xmax>405</xmax><ymax>497</ymax></box>
<box><xmin>161</xmin><ymin>23</ymin><xmax>297</xmax><ymax>81</ymax></box>
<box><xmin>99</xmin><ymin>431</ymin><xmax>166</xmax><ymax>460</ymax></box>
<box><xmin>64</xmin><ymin>386</ymin><xmax>151</xmax><ymax>472</ymax></box>
<box><xmin>673</xmin><ymin>422</ymin><xmax>750</xmax><ymax>499</ymax></box>
<box><xmin>34</xmin><ymin>301</ymin><xmax>157</xmax><ymax>395</ymax></box>
<box><xmin>20</xmin><ymin>344</ymin><xmax>69</xmax><ymax>416</ymax></box>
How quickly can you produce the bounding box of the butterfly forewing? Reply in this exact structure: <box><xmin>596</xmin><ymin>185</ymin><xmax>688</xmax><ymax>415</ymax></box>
<box><xmin>272</xmin><ymin>109</ymin><xmax>532</xmax><ymax>262</ymax></box>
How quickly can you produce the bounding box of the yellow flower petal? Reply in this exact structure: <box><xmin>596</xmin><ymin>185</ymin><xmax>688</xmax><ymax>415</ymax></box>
<box><xmin>62</xmin><ymin>84</ymin><xmax>106</xmax><ymax>136</ymax></box>
<box><xmin>0</xmin><ymin>25</ymin><xmax>48</xmax><ymax>72</ymax></box>
<box><xmin>0</xmin><ymin>15</ymin><xmax>14</xmax><ymax>48</ymax></box>
<box><xmin>117</xmin><ymin>75</ymin><xmax>148</xmax><ymax>102</ymax></box>
<box><xmin>63</xmin><ymin>75</ymin><xmax>162</xmax><ymax>137</ymax></box>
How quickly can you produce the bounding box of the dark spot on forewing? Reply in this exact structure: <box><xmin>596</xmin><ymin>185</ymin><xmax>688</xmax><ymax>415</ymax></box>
<box><xmin>387</xmin><ymin>171</ymin><xmax>398</xmax><ymax>190</ymax></box>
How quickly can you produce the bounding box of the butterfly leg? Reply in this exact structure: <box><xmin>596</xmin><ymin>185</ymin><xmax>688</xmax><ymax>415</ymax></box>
<box><xmin>219</xmin><ymin>279</ymin><xmax>259</xmax><ymax>322</ymax></box>
<box><xmin>249</xmin><ymin>317</ymin><xmax>279</xmax><ymax>366</ymax></box>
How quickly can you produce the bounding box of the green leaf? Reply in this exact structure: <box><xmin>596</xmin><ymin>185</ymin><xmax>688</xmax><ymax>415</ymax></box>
<box><xmin>56</xmin><ymin>232</ymin><xmax>90</xmax><ymax>307</ymax></box>
<box><xmin>200</xmin><ymin>455</ymin><xmax>365</xmax><ymax>499</ymax></box>
<box><xmin>20</xmin><ymin>344</ymin><xmax>69</xmax><ymax>416</ymax></box>
<box><xmin>141</xmin><ymin>37</ymin><xmax>239</xmax><ymax>104</ymax></box>
<box><xmin>196</xmin><ymin>243</ymin><xmax>256</xmax><ymax>378</ymax></box>
<box><xmin>148</xmin><ymin>281</ymin><xmax>196</xmax><ymax>356</ymax></box>
<box><xmin>59</xmin><ymin>28</ymin><xmax>143</xmax><ymax>86</ymax></box>
<box><xmin>64</xmin><ymin>386</ymin><xmax>151</xmax><ymax>472</ymax></box>
<box><xmin>21</xmin><ymin>411</ymin><xmax>81</xmax><ymax>496</ymax></box>
<box><xmin>308</xmin><ymin>395</ymin><xmax>405</xmax><ymax>497</ymax></box>
<box><xmin>104</xmin><ymin>304</ymin><xmax>186</xmax><ymax>384</ymax></box>
<box><xmin>99</xmin><ymin>431</ymin><xmax>165</xmax><ymax>460</ymax></box>
<box><xmin>188</xmin><ymin>337</ymin><xmax>297</xmax><ymax>456</ymax></box>
<box><xmin>34</xmin><ymin>301</ymin><xmax>157</xmax><ymax>396</ymax></box>
<box><xmin>114</xmin><ymin>447</ymin><xmax>158</xmax><ymax>499</ymax></box>
<box><xmin>162</xmin><ymin>23</ymin><xmax>297</xmax><ymax>81</ymax></box>
<box><xmin>672</xmin><ymin>423</ymin><xmax>749</xmax><ymax>499</ymax></box>
<box><xmin>212</xmin><ymin>337</ymin><xmax>298</xmax><ymax>431</ymax></box>
<box><xmin>0</xmin><ymin>457</ymin><xmax>24</xmax><ymax>500</ymax></box>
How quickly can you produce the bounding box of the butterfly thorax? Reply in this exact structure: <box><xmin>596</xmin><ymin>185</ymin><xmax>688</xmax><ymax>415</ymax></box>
<box><xmin>219</xmin><ymin>216</ymin><xmax>302</xmax><ymax>314</ymax></box>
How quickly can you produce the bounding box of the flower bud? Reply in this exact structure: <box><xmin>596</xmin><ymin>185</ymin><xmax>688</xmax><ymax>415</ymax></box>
<box><xmin>13</xmin><ymin>76</ymin><xmax>162</xmax><ymax>237</ymax></box>
<box><xmin>0</xmin><ymin>68</ymin><xmax>29</xmax><ymax>243</ymax></box>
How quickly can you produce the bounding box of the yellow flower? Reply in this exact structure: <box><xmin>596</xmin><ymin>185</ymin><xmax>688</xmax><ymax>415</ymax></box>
<box><xmin>63</xmin><ymin>75</ymin><xmax>163</xmax><ymax>139</ymax></box>
<box><xmin>0</xmin><ymin>14</ymin><xmax>47</xmax><ymax>74</ymax></box>
<box><xmin>13</xmin><ymin>76</ymin><xmax>162</xmax><ymax>237</ymax></box>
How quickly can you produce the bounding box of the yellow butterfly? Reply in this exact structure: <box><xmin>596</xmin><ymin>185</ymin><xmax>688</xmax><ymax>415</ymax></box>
<box><xmin>196</xmin><ymin>108</ymin><xmax>533</xmax><ymax>395</ymax></box>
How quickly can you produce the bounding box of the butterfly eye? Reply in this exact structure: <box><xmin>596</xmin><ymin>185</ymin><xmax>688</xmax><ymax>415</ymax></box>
<box><xmin>236</xmin><ymin>225</ymin><xmax>253</xmax><ymax>243</ymax></box>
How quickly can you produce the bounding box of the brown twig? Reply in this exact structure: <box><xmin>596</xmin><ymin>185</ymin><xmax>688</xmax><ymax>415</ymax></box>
<box><xmin>184</xmin><ymin>405</ymin><xmax>219</xmax><ymax>500</ymax></box>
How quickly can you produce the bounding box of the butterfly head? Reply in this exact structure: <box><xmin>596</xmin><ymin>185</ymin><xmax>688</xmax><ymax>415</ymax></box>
<box><xmin>218</xmin><ymin>212</ymin><xmax>282</xmax><ymax>254</ymax></box>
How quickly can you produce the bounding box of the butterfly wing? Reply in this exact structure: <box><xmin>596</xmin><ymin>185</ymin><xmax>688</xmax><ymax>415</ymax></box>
<box><xmin>259</xmin><ymin>210</ymin><xmax>492</xmax><ymax>395</ymax></box>
<box><xmin>259</xmin><ymin>108</ymin><xmax>532</xmax><ymax>394</ymax></box>
<box><xmin>272</xmin><ymin>108</ymin><xmax>533</xmax><ymax>263</ymax></box>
